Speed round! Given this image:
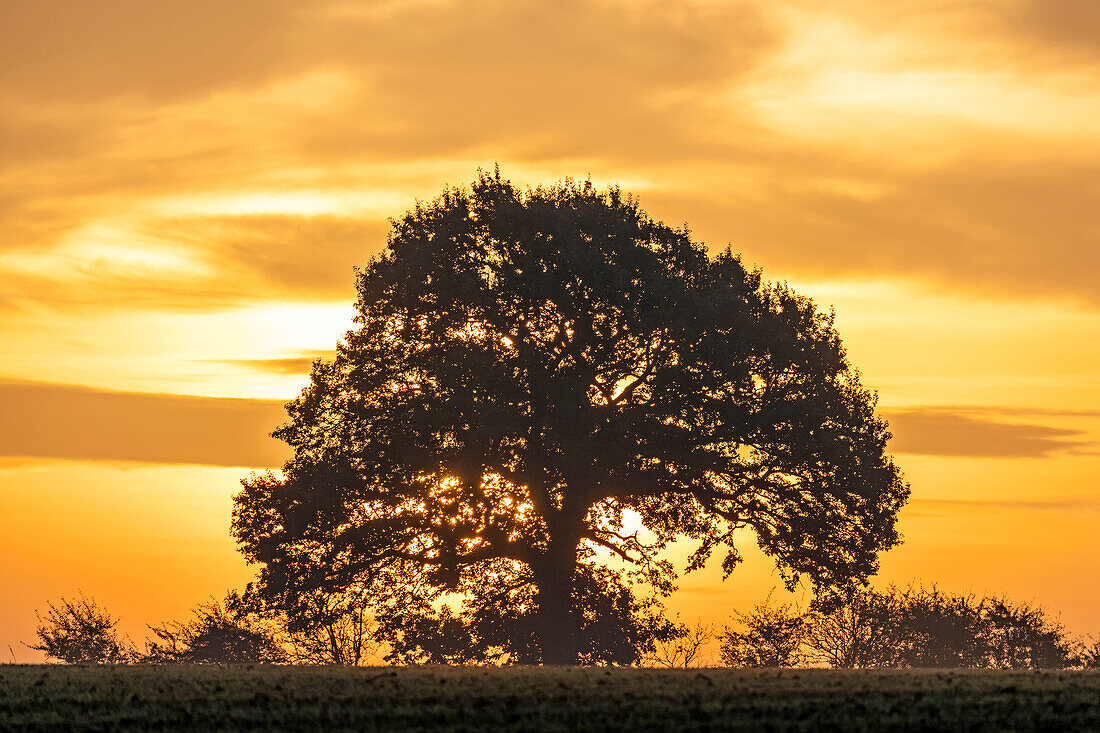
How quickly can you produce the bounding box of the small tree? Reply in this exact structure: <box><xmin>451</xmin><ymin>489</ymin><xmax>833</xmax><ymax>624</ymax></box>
<box><xmin>271</xmin><ymin>583</ymin><xmax>380</xmax><ymax>666</ymax></box>
<box><xmin>144</xmin><ymin>591</ymin><xmax>286</xmax><ymax>664</ymax></box>
<box><xmin>980</xmin><ymin>596</ymin><xmax>1074</xmax><ymax>670</ymax></box>
<box><xmin>25</xmin><ymin>592</ymin><xmax>133</xmax><ymax>664</ymax></box>
<box><xmin>644</xmin><ymin>617</ymin><xmax>720</xmax><ymax>668</ymax></box>
<box><xmin>720</xmin><ymin>596</ymin><xmax>806</xmax><ymax>668</ymax></box>
<box><xmin>382</xmin><ymin>605</ymin><xmax>485</xmax><ymax>665</ymax></box>
<box><xmin>803</xmin><ymin>588</ymin><xmax>898</xmax><ymax>668</ymax></box>
<box><xmin>891</xmin><ymin>586</ymin><xmax>987</xmax><ymax>668</ymax></box>
<box><xmin>1075</xmin><ymin>636</ymin><xmax>1100</xmax><ymax>670</ymax></box>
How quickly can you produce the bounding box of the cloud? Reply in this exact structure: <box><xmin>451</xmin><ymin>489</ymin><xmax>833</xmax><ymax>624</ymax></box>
<box><xmin>215</xmin><ymin>349</ymin><xmax>335</xmax><ymax>376</ymax></box>
<box><xmin>2</xmin><ymin>0</ymin><xmax>1100</xmax><ymax>312</ymax></box>
<box><xmin>0</xmin><ymin>381</ymin><xmax>289</xmax><ymax>467</ymax></box>
<box><xmin>912</xmin><ymin>497</ymin><xmax>1100</xmax><ymax>512</ymax></box>
<box><xmin>650</xmin><ymin>156</ymin><xmax>1100</xmax><ymax>308</ymax></box>
<box><xmin>0</xmin><ymin>213</ymin><xmax>389</xmax><ymax>310</ymax></box>
<box><xmin>0</xmin><ymin>0</ymin><xmax>773</xmax><ymax>310</ymax></box>
<box><xmin>0</xmin><ymin>1</ymin><xmax>303</xmax><ymax>102</ymax></box>
<box><xmin>883</xmin><ymin>407</ymin><xmax>1094</xmax><ymax>458</ymax></box>
<box><xmin>8</xmin><ymin>381</ymin><xmax>1087</xmax><ymax>468</ymax></box>
<box><xmin>296</xmin><ymin>0</ymin><xmax>777</xmax><ymax>160</ymax></box>
<box><xmin>1005</xmin><ymin>0</ymin><xmax>1100</xmax><ymax>61</ymax></box>
<box><xmin>903</xmin><ymin>495</ymin><xmax>1100</xmax><ymax>519</ymax></box>
<box><xmin>942</xmin><ymin>405</ymin><xmax>1100</xmax><ymax>420</ymax></box>
<box><xmin>161</xmin><ymin>214</ymin><xmax>389</xmax><ymax>297</ymax></box>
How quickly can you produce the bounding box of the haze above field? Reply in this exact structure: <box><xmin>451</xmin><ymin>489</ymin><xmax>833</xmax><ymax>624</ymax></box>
<box><xmin>2</xmin><ymin>0</ymin><xmax>1098</xmax><ymax>660</ymax></box>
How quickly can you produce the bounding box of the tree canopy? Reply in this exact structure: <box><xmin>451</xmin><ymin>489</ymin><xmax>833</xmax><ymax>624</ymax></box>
<box><xmin>233</xmin><ymin>170</ymin><xmax>909</xmax><ymax>664</ymax></box>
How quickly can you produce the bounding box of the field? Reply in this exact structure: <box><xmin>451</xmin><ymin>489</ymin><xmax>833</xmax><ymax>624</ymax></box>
<box><xmin>1</xmin><ymin>665</ymin><xmax>1099</xmax><ymax>731</ymax></box>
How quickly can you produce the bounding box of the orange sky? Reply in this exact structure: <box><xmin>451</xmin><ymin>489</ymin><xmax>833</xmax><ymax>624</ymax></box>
<box><xmin>2</xmin><ymin>0</ymin><xmax>1099</xmax><ymax>661</ymax></box>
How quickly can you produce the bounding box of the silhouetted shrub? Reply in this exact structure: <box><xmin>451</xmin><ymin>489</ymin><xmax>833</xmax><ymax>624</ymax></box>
<box><xmin>643</xmin><ymin>617</ymin><xmax>720</xmax><ymax>668</ymax></box>
<box><xmin>744</xmin><ymin>584</ymin><xmax>1081</xmax><ymax>670</ymax></box>
<box><xmin>143</xmin><ymin>591</ymin><xmax>286</xmax><ymax>664</ymax></box>
<box><xmin>981</xmin><ymin>596</ymin><xmax>1074</xmax><ymax>669</ymax></box>
<box><xmin>803</xmin><ymin>588</ymin><xmax>898</xmax><ymax>668</ymax></box>
<box><xmin>719</xmin><ymin>596</ymin><xmax>807</xmax><ymax>668</ymax></box>
<box><xmin>25</xmin><ymin>592</ymin><xmax>133</xmax><ymax>664</ymax></box>
<box><xmin>887</xmin><ymin>585</ymin><xmax>988</xmax><ymax>668</ymax></box>
<box><xmin>276</xmin><ymin>584</ymin><xmax>379</xmax><ymax>666</ymax></box>
<box><xmin>1075</xmin><ymin>636</ymin><xmax>1100</xmax><ymax>669</ymax></box>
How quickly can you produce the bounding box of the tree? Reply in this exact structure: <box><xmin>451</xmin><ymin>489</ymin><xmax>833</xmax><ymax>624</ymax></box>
<box><xmin>233</xmin><ymin>170</ymin><xmax>909</xmax><ymax>665</ymax></box>
<box><xmin>980</xmin><ymin>596</ymin><xmax>1074</xmax><ymax>670</ymax></box>
<box><xmin>25</xmin><ymin>592</ymin><xmax>133</xmax><ymax>664</ymax></box>
<box><xmin>889</xmin><ymin>585</ymin><xmax>988</xmax><ymax>668</ymax></box>
<box><xmin>719</xmin><ymin>596</ymin><xmax>807</xmax><ymax>668</ymax></box>
<box><xmin>144</xmin><ymin>591</ymin><xmax>286</xmax><ymax>664</ymax></box>
<box><xmin>644</xmin><ymin>617</ymin><xmax>720</xmax><ymax>668</ymax></box>
<box><xmin>1075</xmin><ymin>636</ymin><xmax>1100</xmax><ymax>670</ymax></box>
<box><xmin>277</xmin><ymin>583</ymin><xmax>379</xmax><ymax>666</ymax></box>
<box><xmin>803</xmin><ymin>587</ymin><xmax>899</xmax><ymax>668</ymax></box>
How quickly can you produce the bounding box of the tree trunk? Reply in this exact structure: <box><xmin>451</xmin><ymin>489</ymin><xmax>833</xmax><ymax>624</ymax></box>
<box><xmin>534</xmin><ymin>536</ymin><xmax>581</xmax><ymax>665</ymax></box>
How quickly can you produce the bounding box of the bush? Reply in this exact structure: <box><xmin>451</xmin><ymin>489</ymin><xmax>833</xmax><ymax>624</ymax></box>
<box><xmin>278</xmin><ymin>585</ymin><xmax>379</xmax><ymax>666</ymax></box>
<box><xmin>25</xmin><ymin>592</ymin><xmax>133</xmax><ymax>663</ymax></box>
<box><xmin>719</xmin><ymin>597</ymin><xmax>806</xmax><ymax>668</ymax></box>
<box><xmin>803</xmin><ymin>588</ymin><xmax>898</xmax><ymax>668</ymax></box>
<box><xmin>1075</xmin><ymin>637</ymin><xmax>1100</xmax><ymax>669</ymax></box>
<box><xmin>144</xmin><ymin>591</ymin><xmax>286</xmax><ymax>664</ymax></box>
<box><xmin>644</xmin><ymin>617</ymin><xmax>719</xmax><ymax>668</ymax></box>
<box><xmin>888</xmin><ymin>586</ymin><xmax>988</xmax><ymax>668</ymax></box>
<box><xmin>981</xmin><ymin>596</ymin><xmax>1074</xmax><ymax>670</ymax></box>
<box><xmin>791</xmin><ymin>585</ymin><xmax>1079</xmax><ymax>670</ymax></box>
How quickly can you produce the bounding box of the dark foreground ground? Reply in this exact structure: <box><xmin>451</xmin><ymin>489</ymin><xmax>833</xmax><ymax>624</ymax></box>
<box><xmin>1</xmin><ymin>665</ymin><xmax>1099</xmax><ymax>732</ymax></box>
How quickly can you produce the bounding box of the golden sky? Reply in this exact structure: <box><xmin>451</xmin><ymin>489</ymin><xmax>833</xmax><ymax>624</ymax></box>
<box><xmin>2</xmin><ymin>0</ymin><xmax>1099</xmax><ymax>660</ymax></box>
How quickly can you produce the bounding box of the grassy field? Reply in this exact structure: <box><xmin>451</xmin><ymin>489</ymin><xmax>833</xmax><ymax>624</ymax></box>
<box><xmin>1</xmin><ymin>665</ymin><xmax>1098</xmax><ymax>731</ymax></box>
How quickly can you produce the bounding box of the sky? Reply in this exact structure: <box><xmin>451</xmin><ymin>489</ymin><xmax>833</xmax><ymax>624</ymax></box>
<box><xmin>2</xmin><ymin>0</ymin><xmax>1099</xmax><ymax>661</ymax></box>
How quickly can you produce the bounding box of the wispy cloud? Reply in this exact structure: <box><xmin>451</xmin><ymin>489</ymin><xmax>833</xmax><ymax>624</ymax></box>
<box><xmin>214</xmin><ymin>349</ymin><xmax>335</xmax><ymax>376</ymax></box>
<box><xmin>884</xmin><ymin>406</ymin><xmax>1095</xmax><ymax>458</ymax></box>
<box><xmin>913</xmin><ymin>497</ymin><xmax>1100</xmax><ymax>512</ymax></box>
<box><xmin>3</xmin><ymin>0</ymin><xmax>1099</xmax><ymax>311</ymax></box>
<box><xmin>0</xmin><ymin>381</ymin><xmax>288</xmax><ymax>467</ymax></box>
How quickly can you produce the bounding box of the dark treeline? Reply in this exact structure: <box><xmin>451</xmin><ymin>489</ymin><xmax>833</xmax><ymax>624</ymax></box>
<box><xmin>25</xmin><ymin>587</ymin><xmax>376</xmax><ymax>667</ymax></box>
<box><xmin>719</xmin><ymin>586</ymin><xmax>1100</xmax><ymax>670</ymax></box>
<box><xmin>25</xmin><ymin>584</ymin><xmax>1100</xmax><ymax>670</ymax></box>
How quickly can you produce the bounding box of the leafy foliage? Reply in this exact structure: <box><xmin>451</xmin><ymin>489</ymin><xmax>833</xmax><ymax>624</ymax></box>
<box><xmin>644</xmin><ymin>617</ymin><xmax>720</xmax><ymax>668</ymax></box>
<box><xmin>835</xmin><ymin>586</ymin><xmax>1076</xmax><ymax>670</ymax></box>
<box><xmin>720</xmin><ymin>596</ymin><xmax>807</xmax><ymax>668</ymax></box>
<box><xmin>979</xmin><ymin>595</ymin><xmax>1073</xmax><ymax>670</ymax></box>
<box><xmin>379</xmin><ymin>563</ymin><xmax>680</xmax><ymax>665</ymax></box>
<box><xmin>275</xmin><ymin>583</ymin><xmax>379</xmax><ymax>666</ymax></box>
<box><xmin>802</xmin><ymin>587</ymin><xmax>899</xmax><ymax>668</ymax></box>
<box><xmin>736</xmin><ymin>585</ymin><xmax>1080</xmax><ymax>670</ymax></box>
<box><xmin>233</xmin><ymin>170</ymin><xmax>908</xmax><ymax>663</ymax></box>
<box><xmin>144</xmin><ymin>591</ymin><xmax>286</xmax><ymax>664</ymax></box>
<box><xmin>885</xmin><ymin>586</ymin><xmax>988</xmax><ymax>668</ymax></box>
<box><xmin>25</xmin><ymin>592</ymin><xmax>133</xmax><ymax>664</ymax></box>
<box><xmin>1075</xmin><ymin>636</ymin><xmax>1100</xmax><ymax>670</ymax></box>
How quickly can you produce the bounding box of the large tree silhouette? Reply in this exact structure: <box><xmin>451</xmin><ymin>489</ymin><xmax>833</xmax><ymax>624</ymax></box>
<box><xmin>233</xmin><ymin>171</ymin><xmax>908</xmax><ymax>665</ymax></box>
